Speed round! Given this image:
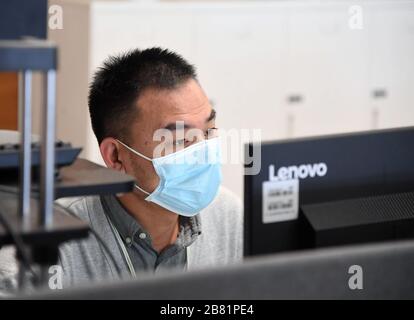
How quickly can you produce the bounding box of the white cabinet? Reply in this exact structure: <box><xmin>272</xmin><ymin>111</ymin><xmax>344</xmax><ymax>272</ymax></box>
<box><xmin>91</xmin><ymin>5</ymin><xmax>196</xmax><ymax>68</ymax></box>
<box><xmin>192</xmin><ymin>7</ymin><xmax>288</xmax><ymax>140</ymax></box>
<box><xmin>282</xmin><ymin>3</ymin><xmax>372</xmax><ymax>138</ymax></box>
<box><xmin>366</xmin><ymin>3</ymin><xmax>414</xmax><ymax>129</ymax></box>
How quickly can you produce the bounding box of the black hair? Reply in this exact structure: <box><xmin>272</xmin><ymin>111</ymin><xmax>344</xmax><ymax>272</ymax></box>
<box><xmin>88</xmin><ymin>47</ymin><xmax>197</xmax><ymax>144</ymax></box>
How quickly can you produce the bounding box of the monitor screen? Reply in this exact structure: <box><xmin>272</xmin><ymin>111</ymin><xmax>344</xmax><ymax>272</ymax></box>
<box><xmin>244</xmin><ymin>126</ymin><xmax>414</xmax><ymax>256</ymax></box>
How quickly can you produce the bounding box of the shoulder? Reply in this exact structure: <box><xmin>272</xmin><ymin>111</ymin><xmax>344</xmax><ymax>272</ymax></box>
<box><xmin>55</xmin><ymin>196</ymin><xmax>122</xmax><ymax>287</ymax></box>
<box><xmin>214</xmin><ymin>186</ymin><xmax>242</xmax><ymax>208</ymax></box>
<box><xmin>197</xmin><ymin>185</ymin><xmax>244</xmax><ymax>244</ymax></box>
<box><xmin>202</xmin><ymin>186</ymin><xmax>243</xmax><ymax>224</ymax></box>
<box><xmin>55</xmin><ymin>195</ymin><xmax>102</xmax><ymax>223</ymax></box>
<box><xmin>188</xmin><ymin>186</ymin><xmax>244</xmax><ymax>267</ymax></box>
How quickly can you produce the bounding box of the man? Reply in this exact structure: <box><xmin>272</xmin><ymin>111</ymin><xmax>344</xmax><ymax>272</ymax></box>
<box><xmin>57</xmin><ymin>48</ymin><xmax>243</xmax><ymax>287</ymax></box>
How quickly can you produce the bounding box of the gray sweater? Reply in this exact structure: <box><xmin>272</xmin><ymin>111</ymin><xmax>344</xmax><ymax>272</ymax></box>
<box><xmin>0</xmin><ymin>186</ymin><xmax>243</xmax><ymax>292</ymax></box>
<box><xmin>58</xmin><ymin>186</ymin><xmax>244</xmax><ymax>288</ymax></box>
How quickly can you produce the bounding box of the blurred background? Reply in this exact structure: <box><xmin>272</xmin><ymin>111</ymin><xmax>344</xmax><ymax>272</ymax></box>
<box><xmin>1</xmin><ymin>0</ymin><xmax>413</xmax><ymax>199</ymax></box>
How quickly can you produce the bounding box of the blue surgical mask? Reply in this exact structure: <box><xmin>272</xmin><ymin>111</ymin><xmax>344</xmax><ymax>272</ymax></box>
<box><xmin>116</xmin><ymin>137</ymin><xmax>222</xmax><ymax>216</ymax></box>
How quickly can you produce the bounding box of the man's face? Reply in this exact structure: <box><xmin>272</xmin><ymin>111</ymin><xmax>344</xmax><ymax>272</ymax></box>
<box><xmin>120</xmin><ymin>79</ymin><xmax>216</xmax><ymax>194</ymax></box>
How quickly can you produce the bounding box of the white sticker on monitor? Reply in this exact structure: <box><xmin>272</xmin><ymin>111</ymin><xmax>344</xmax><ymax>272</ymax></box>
<box><xmin>262</xmin><ymin>179</ymin><xmax>299</xmax><ymax>223</ymax></box>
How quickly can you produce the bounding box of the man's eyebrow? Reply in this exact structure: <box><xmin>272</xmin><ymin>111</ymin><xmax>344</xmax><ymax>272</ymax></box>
<box><xmin>206</xmin><ymin>109</ymin><xmax>216</xmax><ymax>123</ymax></box>
<box><xmin>162</xmin><ymin>122</ymin><xmax>193</xmax><ymax>131</ymax></box>
<box><xmin>161</xmin><ymin>109</ymin><xmax>217</xmax><ymax>131</ymax></box>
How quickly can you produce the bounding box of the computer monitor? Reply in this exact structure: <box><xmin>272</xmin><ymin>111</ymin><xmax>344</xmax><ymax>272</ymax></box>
<box><xmin>244</xmin><ymin>126</ymin><xmax>414</xmax><ymax>256</ymax></box>
<box><xmin>24</xmin><ymin>239</ymin><xmax>414</xmax><ymax>299</ymax></box>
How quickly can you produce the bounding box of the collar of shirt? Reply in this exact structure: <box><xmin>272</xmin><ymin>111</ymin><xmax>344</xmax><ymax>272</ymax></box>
<box><xmin>99</xmin><ymin>194</ymin><xmax>202</xmax><ymax>250</ymax></box>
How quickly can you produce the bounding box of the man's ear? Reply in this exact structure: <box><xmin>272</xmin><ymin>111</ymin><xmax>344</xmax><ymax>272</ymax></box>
<box><xmin>100</xmin><ymin>137</ymin><xmax>125</xmax><ymax>171</ymax></box>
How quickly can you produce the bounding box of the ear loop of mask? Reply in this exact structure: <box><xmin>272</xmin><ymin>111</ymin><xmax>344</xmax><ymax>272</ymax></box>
<box><xmin>116</xmin><ymin>139</ymin><xmax>153</xmax><ymax>161</ymax></box>
<box><xmin>116</xmin><ymin>139</ymin><xmax>153</xmax><ymax>196</ymax></box>
<box><xmin>134</xmin><ymin>184</ymin><xmax>150</xmax><ymax>196</ymax></box>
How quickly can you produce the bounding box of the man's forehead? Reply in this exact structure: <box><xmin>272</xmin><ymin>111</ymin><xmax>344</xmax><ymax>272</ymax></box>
<box><xmin>138</xmin><ymin>81</ymin><xmax>203</xmax><ymax>106</ymax></box>
<box><xmin>131</xmin><ymin>80</ymin><xmax>214</xmax><ymax>137</ymax></box>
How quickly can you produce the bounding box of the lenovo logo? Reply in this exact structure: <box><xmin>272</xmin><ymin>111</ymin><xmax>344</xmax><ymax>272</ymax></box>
<box><xmin>269</xmin><ymin>163</ymin><xmax>328</xmax><ymax>181</ymax></box>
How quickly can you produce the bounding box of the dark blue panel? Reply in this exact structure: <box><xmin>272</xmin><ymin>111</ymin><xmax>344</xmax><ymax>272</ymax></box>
<box><xmin>0</xmin><ymin>0</ymin><xmax>47</xmax><ymax>40</ymax></box>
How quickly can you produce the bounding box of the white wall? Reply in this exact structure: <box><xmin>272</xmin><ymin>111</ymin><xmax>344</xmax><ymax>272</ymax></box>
<box><xmin>49</xmin><ymin>0</ymin><xmax>414</xmax><ymax>199</ymax></box>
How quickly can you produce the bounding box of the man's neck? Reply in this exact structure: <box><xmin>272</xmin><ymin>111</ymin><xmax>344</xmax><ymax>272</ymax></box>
<box><xmin>117</xmin><ymin>192</ymin><xmax>180</xmax><ymax>253</ymax></box>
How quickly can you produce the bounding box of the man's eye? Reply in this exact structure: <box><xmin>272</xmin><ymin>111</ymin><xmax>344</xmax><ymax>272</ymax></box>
<box><xmin>174</xmin><ymin>139</ymin><xmax>186</xmax><ymax>146</ymax></box>
<box><xmin>206</xmin><ymin>127</ymin><xmax>218</xmax><ymax>138</ymax></box>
